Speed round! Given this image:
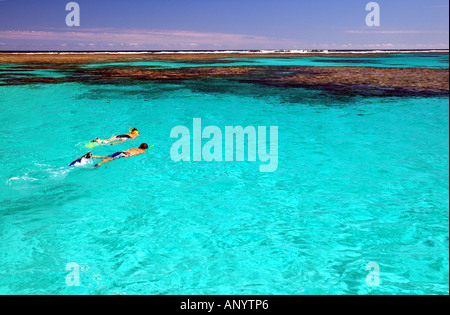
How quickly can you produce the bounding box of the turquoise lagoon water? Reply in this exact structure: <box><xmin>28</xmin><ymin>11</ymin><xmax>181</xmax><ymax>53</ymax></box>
<box><xmin>61</xmin><ymin>53</ymin><xmax>450</xmax><ymax>70</ymax></box>
<box><xmin>0</xmin><ymin>54</ymin><xmax>448</xmax><ymax>295</ymax></box>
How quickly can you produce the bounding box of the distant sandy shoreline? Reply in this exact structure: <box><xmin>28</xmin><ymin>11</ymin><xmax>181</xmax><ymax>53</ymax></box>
<box><xmin>0</xmin><ymin>51</ymin><xmax>448</xmax><ymax>64</ymax></box>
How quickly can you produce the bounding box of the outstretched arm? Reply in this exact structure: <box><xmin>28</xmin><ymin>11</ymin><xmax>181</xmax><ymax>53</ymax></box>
<box><xmin>108</xmin><ymin>139</ymin><xmax>126</xmax><ymax>146</ymax></box>
<box><xmin>95</xmin><ymin>157</ymin><xmax>114</xmax><ymax>167</ymax></box>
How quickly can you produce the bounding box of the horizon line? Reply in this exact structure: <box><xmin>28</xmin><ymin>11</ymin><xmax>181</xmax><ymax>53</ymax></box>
<box><xmin>0</xmin><ymin>49</ymin><xmax>449</xmax><ymax>53</ymax></box>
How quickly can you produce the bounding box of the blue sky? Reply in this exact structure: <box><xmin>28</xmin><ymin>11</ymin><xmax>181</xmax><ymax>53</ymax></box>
<box><xmin>0</xmin><ymin>0</ymin><xmax>448</xmax><ymax>50</ymax></box>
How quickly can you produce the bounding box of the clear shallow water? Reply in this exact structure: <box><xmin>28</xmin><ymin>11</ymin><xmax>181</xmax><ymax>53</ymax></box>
<box><xmin>0</xmin><ymin>55</ymin><xmax>448</xmax><ymax>295</ymax></box>
<box><xmin>0</xmin><ymin>54</ymin><xmax>448</xmax><ymax>85</ymax></box>
<box><xmin>76</xmin><ymin>53</ymin><xmax>450</xmax><ymax>69</ymax></box>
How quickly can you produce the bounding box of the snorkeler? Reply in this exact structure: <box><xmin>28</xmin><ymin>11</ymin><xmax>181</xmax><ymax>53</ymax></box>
<box><xmin>90</xmin><ymin>128</ymin><xmax>141</xmax><ymax>146</ymax></box>
<box><xmin>95</xmin><ymin>143</ymin><xmax>150</xmax><ymax>167</ymax></box>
